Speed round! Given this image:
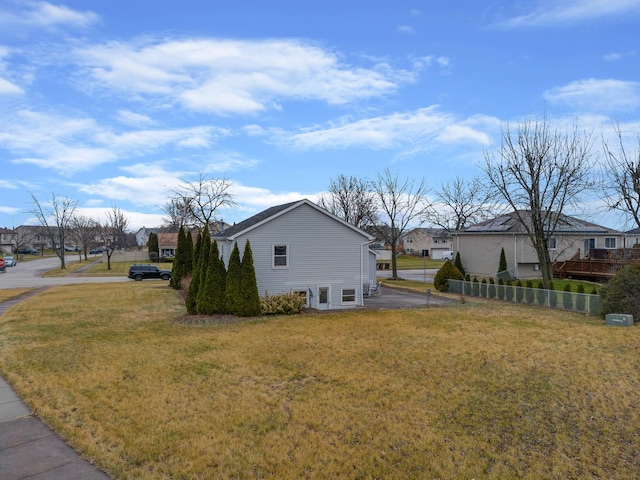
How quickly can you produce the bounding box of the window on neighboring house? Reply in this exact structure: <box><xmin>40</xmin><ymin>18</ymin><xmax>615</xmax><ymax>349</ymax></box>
<box><xmin>273</xmin><ymin>244</ymin><xmax>288</xmax><ymax>268</ymax></box>
<box><xmin>548</xmin><ymin>237</ymin><xmax>557</xmax><ymax>250</ymax></box>
<box><xmin>422</xmin><ymin>250</ymin><xmax>429</xmax><ymax>257</ymax></box>
<box><xmin>342</xmin><ymin>288</ymin><xmax>356</xmax><ymax>304</ymax></box>
<box><xmin>406</xmin><ymin>237</ymin><xmax>413</xmax><ymax>243</ymax></box>
<box><xmin>406</xmin><ymin>248</ymin><xmax>413</xmax><ymax>253</ymax></box>
<box><xmin>605</xmin><ymin>237</ymin><xmax>617</xmax><ymax>249</ymax></box>
<box><xmin>434</xmin><ymin>238</ymin><xmax>439</xmax><ymax>244</ymax></box>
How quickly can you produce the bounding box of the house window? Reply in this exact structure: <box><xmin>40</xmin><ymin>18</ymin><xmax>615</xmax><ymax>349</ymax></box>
<box><xmin>605</xmin><ymin>237</ymin><xmax>617</xmax><ymax>249</ymax></box>
<box><xmin>434</xmin><ymin>238</ymin><xmax>439</xmax><ymax>244</ymax></box>
<box><xmin>293</xmin><ymin>290</ymin><xmax>309</xmax><ymax>307</ymax></box>
<box><xmin>548</xmin><ymin>237</ymin><xmax>557</xmax><ymax>250</ymax></box>
<box><xmin>342</xmin><ymin>288</ymin><xmax>356</xmax><ymax>304</ymax></box>
<box><xmin>273</xmin><ymin>244</ymin><xmax>288</xmax><ymax>268</ymax></box>
<box><xmin>406</xmin><ymin>237</ymin><xmax>413</xmax><ymax>243</ymax></box>
<box><xmin>406</xmin><ymin>248</ymin><xmax>413</xmax><ymax>254</ymax></box>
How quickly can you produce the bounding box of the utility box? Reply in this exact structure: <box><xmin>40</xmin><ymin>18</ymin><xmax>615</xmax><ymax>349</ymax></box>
<box><xmin>605</xmin><ymin>314</ymin><xmax>634</xmax><ymax>327</ymax></box>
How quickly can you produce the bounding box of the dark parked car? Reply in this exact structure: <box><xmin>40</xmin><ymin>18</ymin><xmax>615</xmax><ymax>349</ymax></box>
<box><xmin>16</xmin><ymin>247</ymin><xmax>38</xmax><ymax>255</ymax></box>
<box><xmin>127</xmin><ymin>264</ymin><xmax>171</xmax><ymax>281</ymax></box>
<box><xmin>90</xmin><ymin>246</ymin><xmax>108</xmax><ymax>254</ymax></box>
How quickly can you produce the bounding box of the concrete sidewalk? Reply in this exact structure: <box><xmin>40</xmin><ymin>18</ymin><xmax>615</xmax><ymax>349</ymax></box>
<box><xmin>0</xmin><ymin>291</ymin><xmax>111</xmax><ymax>479</ymax></box>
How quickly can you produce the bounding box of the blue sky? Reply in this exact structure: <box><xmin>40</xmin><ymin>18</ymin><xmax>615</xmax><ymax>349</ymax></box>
<box><xmin>0</xmin><ymin>0</ymin><xmax>639</xmax><ymax>231</ymax></box>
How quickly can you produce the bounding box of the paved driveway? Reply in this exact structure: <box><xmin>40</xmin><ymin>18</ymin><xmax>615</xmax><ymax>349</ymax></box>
<box><xmin>364</xmin><ymin>285</ymin><xmax>456</xmax><ymax>309</ymax></box>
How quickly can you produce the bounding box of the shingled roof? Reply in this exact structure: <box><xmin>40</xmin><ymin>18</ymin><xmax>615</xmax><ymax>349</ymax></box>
<box><xmin>213</xmin><ymin>199</ymin><xmax>374</xmax><ymax>241</ymax></box>
<box><xmin>462</xmin><ymin>210</ymin><xmax>620</xmax><ymax>235</ymax></box>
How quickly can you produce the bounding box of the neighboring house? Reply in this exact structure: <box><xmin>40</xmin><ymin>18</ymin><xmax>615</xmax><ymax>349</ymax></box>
<box><xmin>14</xmin><ymin>225</ymin><xmax>50</xmax><ymax>251</ymax></box>
<box><xmin>0</xmin><ymin>227</ymin><xmax>17</xmax><ymax>254</ymax></box>
<box><xmin>624</xmin><ymin>227</ymin><xmax>640</xmax><ymax>248</ymax></box>
<box><xmin>157</xmin><ymin>233</ymin><xmax>178</xmax><ymax>258</ymax></box>
<box><xmin>401</xmin><ymin>228</ymin><xmax>453</xmax><ymax>259</ymax></box>
<box><xmin>455</xmin><ymin>211</ymin><xmax>624</xmax><ymax>279</ymax></box>
<box><xmin>213</xmin><ymin>199</ymin><xmax>376</xmax><ymax>310</ymax></box>
<box><xmin>135</xmin><ymin>227</ymin><xmax>161</xmax><ymax>247</ymax></box>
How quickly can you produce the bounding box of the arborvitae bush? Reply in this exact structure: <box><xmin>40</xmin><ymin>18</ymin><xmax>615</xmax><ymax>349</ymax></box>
<box><xmin>184</xmin><ymin>230</ymin><xmax>194</xmax><ymax>276</ymax></box>
<box><xmin>196</xmin><ymin>228</ymin><xmax>212</xmax><ymax>314</ymax></box>
<box><xmin>601</xmin><ymin>264</ymin><xmax>640</xmax><ymax>320</ymax></box>
<box><xmin>433</xmin><ymin>261</ymin><xmax>464</xmax><ymax>292</ymax></box>
<box><xmin>211</xmin><ymin>241</ymin><xmax>227</xmax><ymax>314</ymax></box>
<box><xmin>454</xmin><ymin>252</ymin><xmax>465</xmax><ymax>276</ymax></box>
<box><xmin>225</xmin><ymin>242</ymin><xmax>243</xmax><ymax>315</ymax></box>
<box><xmin>170</xmin><ymin>226</ymin><xmax>186</xmax><ymax>290</ymax></box>
<box><xmin>563</xmin><ymin>284</ymin><xmax>573</xmax><ymax>310</ymax></box>
<box><xmin>497</xmin><ymin>278</ymin><xmax>505</xmax><ymax>299</ymax></box>
<box><xmin>505</xmin><ymin>279</ymin><xmax>514</xmax><ymax>301</ymax></box>
<box><xmin>515</xmin><ymin>279</ymin><xmax>524</xmax><ymax>302</ymax></box>
<box><xmin>536</xmin><ymin>281</ymin><xmax>546</xmax><ymax>305</ymax></box>
<box><xmin>472</xmin><ymin>277</ymin><xmax>479</xmax><ymax>296</ymax></box>
<box><xmin>148</xmin><ymin>232</ymin><xmax>159</xmax><ymax>258</ymax></box>
<box><xmin>480</xmin><ymin>278</ymin><xmax>487</xmax><ymax>297</ymax></box>
<box><xmin>260</xmin><ymin>292</ymin><xmax>306</xmax><ymax>315</ymax></box>
<box><xmin>590</xmin><ymin>286</ymin><xmax>598</xmax><ymax>295</ymax></box>
<box><xmin>576</xmin><ymin>283</ymin><xmax>586</xmax><ymax>311</ymax></box>
<box><xmin>185</xmin><ymin>230</ymin><xmax>202</xmax><ymax>315</ymax></box>
<box><xmin>197</xmin><ymin>238</ymin><xmax>217</xmax><ymax>315</ymax></box>
<box><xmin>525</xmin><ymin>280</ymin><xmax>535</xmax><ymax>303</ymax></box>
<box><xmin>488</xmin><ymin>278</ymin><xmax>496</xmax><ymax>298</ymax></box>
<box><xmin>464</xmin><ymin>273</ymin><xmax>472</xmax><ymax>295</ymax></box>
<box><xmin>238</xmin><ymin>240</ymin><xmax>262</xmax><ymax>317</ymax></box>
<box><xmin>498</xmin><ymin>247</ymin><xmax>507</xmax><ymax>275</ymax></box>
<box><xmin>549</xmin><ymin>287</ymin><xmax>558</xmax><ymax>308</ymax></box>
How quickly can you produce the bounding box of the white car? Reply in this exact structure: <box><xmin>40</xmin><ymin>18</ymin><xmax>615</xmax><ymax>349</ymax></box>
<box><xmin>3</xmin><ymin>255</ymin><xmax>16</xmax><ymax>267</ymax></box>
<box><xmin>442</xmin><ymin>250</ymin><xmax>455</xmax><ymax>261</ymax></box>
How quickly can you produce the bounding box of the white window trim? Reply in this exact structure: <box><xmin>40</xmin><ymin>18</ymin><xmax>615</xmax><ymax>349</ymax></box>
<box><xmin>341</xmin><ymin>287</ymin><xmax>357</xmax><ymax>305</ymax></box>
<box><xmin>272</xmin><ymin>243</ymin><xmax>289</xmax><ymax>269</ymax></box>
<box><xmin>605</xmin><ymin>237</ymin><xmax>617</xmax><ymax>249</ymax></box>
<box><xmin>548</xmin><ymin>237</ymin><xmax>557</xmax><ymax>250</ymax></box>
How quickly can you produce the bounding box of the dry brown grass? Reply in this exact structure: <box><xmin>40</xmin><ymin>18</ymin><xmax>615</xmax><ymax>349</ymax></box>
<box><xmin>0</xmin><ymin>288</ymin><xmax>33</xmax><ymax>303</ymax></box>
<box><xmin>1</xmin><ymin>283</ymin><xmax>639</xmax><ymax>479</ymax></box>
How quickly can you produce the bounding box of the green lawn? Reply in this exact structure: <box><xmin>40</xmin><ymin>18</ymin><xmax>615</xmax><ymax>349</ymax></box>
<box><xmin>1</xmin><ymin>283</ymin><xmax>638</xmax><ymax>479</ymax></box>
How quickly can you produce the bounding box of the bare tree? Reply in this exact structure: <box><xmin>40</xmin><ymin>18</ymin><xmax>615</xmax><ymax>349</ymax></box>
<box><xmin>161</xmin><ymin>197</ymin><xmax>192</xmax><ymax>232</ymax></box>
<box><xmin>69</xmin><ymin>215</ymin><xmax>101</xmax><ymax>260</ymax></box>
<box><xmin>482</xmin><ymin>117</ymin><xmax>595</xmax><ymax>288</ymax></box>
<box><xmin>601</xmin><ymin>123</ymin><xmax>640</xmax><ymax>229</ymax></box>
<box><xmin>369</xmin><ymin>169</ymin><xmax>430</xmax><ymax>280</ymax></box>
<box><xmin>423</xmin><ymin>176</ymin><xmax>501</xmax><ymax>231</ymax></box>
<box><xmin>318</xmin><ymin>174</ymin><xmax>377</xmax><ymax>229</ymax></box>
<box><xmin>28</xmin><ymin>192</ymin><xmax>77</xmax><ymax>269</ymax></box>
<box><xmin>99</xmin><ymin>206</ymin><xmax>130</xmax><ymax>270</ymax></box>
<box><xmin>171</xmin><ymin>172</ymin><xmax>235</xmax><ymax>230</ymax></box>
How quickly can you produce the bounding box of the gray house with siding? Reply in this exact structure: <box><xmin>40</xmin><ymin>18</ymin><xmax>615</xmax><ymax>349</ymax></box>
<box><xmin>213</xmin><ymin>199</ymin><xmax>376</xmax><ymax>310</ymax></box>
<box><xmin>454</xmin><ymin>211</ymin><xmax>624</xmax><ymax>279</ymax></box>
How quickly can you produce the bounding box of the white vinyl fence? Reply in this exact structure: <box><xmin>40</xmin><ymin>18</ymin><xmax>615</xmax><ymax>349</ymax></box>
<box><xmin>447</xmin><ymin>279</ymin><xmax>601</xmax><ymax>315</ymax></box>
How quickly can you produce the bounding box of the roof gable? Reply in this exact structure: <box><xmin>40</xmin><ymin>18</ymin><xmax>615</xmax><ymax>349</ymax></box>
<box><xmin>214</xmin><ymin>199</ymin><xmax>374</xmax><ymax>241</ymax></box>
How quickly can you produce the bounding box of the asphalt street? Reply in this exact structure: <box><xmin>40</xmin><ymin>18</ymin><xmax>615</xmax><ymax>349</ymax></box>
<box><xmin>0</xmin><ymin>255</ymin><xmax>128</xmax><ymax>290</ymax></box>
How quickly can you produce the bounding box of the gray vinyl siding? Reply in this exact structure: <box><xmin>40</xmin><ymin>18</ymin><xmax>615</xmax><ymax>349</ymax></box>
<box><xmin>456</xmin><ymin>232</ymin><xmax>626</xmax><ymax>279</ymax></box>
<box><xmin>220</xmin><ymin>203</ymin><xmax>370</xmax><ymax>309</ymax></box>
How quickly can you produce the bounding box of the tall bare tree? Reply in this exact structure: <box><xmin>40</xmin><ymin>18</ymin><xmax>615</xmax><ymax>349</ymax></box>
<box><xmin>99</xmin><ymin>206</ymin><xmax>130</xmax><ymax>270</ymax></box>
<box><xmin>171</xmin><ymin>172</ymin><xmax>235</xmax><ymax>230</ymax></box>
<box><xmin>601</xmin><ymin>123</ymin><xmax>640</xmax><ymax>229</ymax></box>
<box><xmin>423</xmin><ymin>175</ymin><xmax>500</xmax><ymax>231</ymax></box>
<box><xmin>318</xmin><ymin>174</ymin><xmax>377</xmax><ymax>229</ymax></box>
<box><xmin>369</xmin><ymin>169</ymin><xmax>430</xmax><ymax>280</ymax></box>
<box><xmin>482</xmin><ymin>117</ymin><xmax>595</xmax><ymax>288</ymax></box>
<box><xmin>28</xmin><ymin>192</ymin><xmax>77</xmax><ymax>269</ymax></box>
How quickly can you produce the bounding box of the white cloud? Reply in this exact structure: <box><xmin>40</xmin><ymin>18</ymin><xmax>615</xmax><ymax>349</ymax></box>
<box><xmin>0</xmin><ymin>76</ymin><xmax>22</xmax><ymax>94</ymax></box>
<box><xmin>73</xmin><ymin>38</ymin><xmax>413</xmax><ymax>115</ymax></box>
<box><xmin>278</xmin><ymin>107</ymin><xmax>494</xmax><ymax>152</ymax></box>
<box><xmin>116</xmin><ymin>110</ymin><xmax>156</xmax><ymax>127</ymax></box>
<box><xmin>397</xmin><ymin>25</ymin><xmax>415</xmax><ymax>34</ymax></box>
<box><xmin>0</xmin><ymin>1</ymin><xmax>99</xmax><ymax>30</ymax></box>
<box><xmin>544</xmin><ymin>78</ymin><xmax>640</xmax><ymax>112</ymax></box>
<box><xmin>0</xmin><ymin>109</ymin><xmax>225</xmax><ymax>173</ymax></box>
<box><xmin>499</xmin><ymin>0</ymin><xmax>640</xmax><ymax>27</ymax></box>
